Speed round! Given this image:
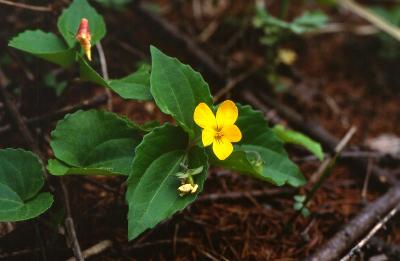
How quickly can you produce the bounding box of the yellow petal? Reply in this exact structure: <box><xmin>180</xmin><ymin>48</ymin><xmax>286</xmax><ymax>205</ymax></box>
<box><xmin>222</xmin><ymin>125</ymin><xmax>242</xmax><ymax>143</ymax></box>
<box><xmin>212</xmin><ymin>138</ymin><xmax>233</xmax><ymax>160</ymax></box>
<box><xmin>193</xmin><ymin>103</ymin><xmax>216</xmax><ymax>129</ymax></box>
<box><xmin>202</xmin><ymin>128</ymin><xmax>215</xmax><ymax>147</ymax></box>
<box><xmin>216</xmin><ymin>100</ymin><xmax>238</xmax><ymax>128</ymax></box>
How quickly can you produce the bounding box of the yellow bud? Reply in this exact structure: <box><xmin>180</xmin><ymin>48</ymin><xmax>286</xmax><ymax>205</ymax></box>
<box><xmin>191</xmin><ymin>184</ymin><xmax>198</xmax><ymax>194</ymax></box>
<box><xmin>278</xmin><ymin>48</ymin><xmax>297</xmax><ymax>66</ymax></box>
<box><xmin>178</xmin><ymin>184</ymin><xmax>193</xmax><ymax>193</ymax></box>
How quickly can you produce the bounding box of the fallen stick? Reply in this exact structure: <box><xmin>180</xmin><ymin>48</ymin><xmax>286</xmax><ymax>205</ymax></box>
<box><xmin>243</xmin><ymin>90</ymin><xmax>338</xmax><ymax>151</ymax></box>
<box><xmin>0</xmin><ymin>0</ymin><xmax>52</xmax><ymax>12</ymax></box>
<box><xmin>198</xmin><ymin>187</ymin><xmax>295</xmax><ymax>202</ymax></box>
<box><xmin>341</xmin><ymin>203</ymin><xmax>400</xmax><ymax>261</ymax></box>
<box><xmin>306</xmin><ymin>186</ymin><xmax>400</xmax><ymax>261</ymax></box>
<box><xmin>66</xmin><ymin>240</ymin><xmax>112</xmax><ymax>261</ymax></box>
<box><xmin>0</xmin><ymin>93</ymin><xmax>108</xmax><ymax>135</ymax></box>
<box><xmin>338</xmin><ymin>0</ymin><xmax>400</xmax><ymax>42</ymax></box>
<box><xmin>133</xmin><ymin>3</ymin><xmax>226</xmax><ymax>81</ymax></box>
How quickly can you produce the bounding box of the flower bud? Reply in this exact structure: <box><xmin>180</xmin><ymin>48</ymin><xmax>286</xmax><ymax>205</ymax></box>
<box><xmin>177</xmin><ymin>183</ymin><xmax>199</xmax><ymax>196</ymax></box>
<box><xmin>191</xmin><ymin>184</ymin><xmax>198</xmax><ymax>194</ymax></box>
<box><xmin>178</xmin><ymin>184</ymin><xmax>193</xmax><ymax>194</ymax></box>
<box><xmin>76</xmin><ymin>18</ymin><xmax>92</xmax><ymax>61</ymax></box>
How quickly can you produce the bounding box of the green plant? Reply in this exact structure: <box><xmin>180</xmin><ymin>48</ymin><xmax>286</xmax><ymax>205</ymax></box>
<box><xmin>253</xmin><ymin>4</ymin><xmax>328</xmax><ymax>91</ymax></box>
<box><xmin>94</xmin><ymin>0</ymin><xmax>132</xmax><ymax>10</ymax></box>
<box><xmin>44</xmin><ymin>72</ymin><xmax>68</xmax><ymax>96</ymax></box>
<box><xmin>5</xmin><ymin>0</ymin><xmax>324</xmax><ymax>240</ymax></box>
<box><xmin>369</xmin><ymin>5</ymin><xmax>400</xmax><ymax>60</ymax></box>
<box><xmin>0</xmin><ymin>149</ymin><xmax>53</xmax><ymax>221</ymax></box>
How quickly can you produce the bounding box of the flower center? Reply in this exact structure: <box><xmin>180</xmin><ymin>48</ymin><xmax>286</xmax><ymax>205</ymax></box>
<box><xmin>214</xmin><ymin>130</ymin><xmax>224</xmax><ymax>143</ymax></box>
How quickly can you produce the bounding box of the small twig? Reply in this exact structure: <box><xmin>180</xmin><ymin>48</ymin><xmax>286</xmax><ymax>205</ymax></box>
<box><xmin>117</xmin><ymin>41</ymin><xmax>149</xmax><ymax>61</ymax></box>
<box><xmin>341</xmin><ymin>203</ymin><xmax>400</xmax><ymax>261</ymax></box>
<box><xmin>307</xmin><ymin>186</ymin><xmax>400</xmax><ymax>261</ymax></box>
<box><xmin>334</xmin><ymin>127</ymin><xmax>357</xmax><ymax>154</ymax></box>
<box><xmin>0</xmin><ymin>69</ymin><xmax>41</xmax><ymax>157</ymax></box>
<box><xmin>80</xmin><ymin>176</ymin><xmax>118</xmax><ymax>194</ymax></box>
<box><xmin>198</xmin><ymin>187</ymin><xmax>295</xmax><ymax>202</ymax></box>
<box><xmin>243</xmin><ymin>90</ymin><xmax>338</xmax><ymax>151</ymax></box>
<box><xmin>361</xmin><ymin>158</ymin><xmax>374</xmax><ymax>200</ymax></box>
<box><xmin>198</xmin><ymin>20</ymin><xmax>219</xmax><ymax>43</ymax></box>
<box><xmin>213</xmin><ymin>65</ymin><xmax>261</xmax><ymax>102</ymax></box>
<box><xmin>338</xmin><ymin>0</ymin><xmax>400</xmax><ymax>42</ymax></box>
<box><xmin>295</xmin><ymin>151</ymin><xmax>400</xmax><ymax>162</ymax></box>
<box><xmin>34</xmin><ymin>222</ymin><xmax>47</xmax><ymax>261</ymax></box>
<box><xmin>61</xmin><ymin>180</ymin><xmax>84</xmax><ymax>261</ymax></box>
<box><xmin>0</xmin><ymin>93</ymin><xmax>108</xmax><ymax>135</ymax></box>
<box><xmin>129</xmin><ymin>238</ymin><xmax>190</xmax><ymax>250</ymax></box>
<box><xmin>310</xmin><ymin>23</ymin><xmax>378</xmax><ymax>35</ymax></box>
<box><xmin>310</xmin><ymin>126</ymin><xmax>357</xmax><ymax>183</ymax></box>
<box><xmin>0</xmin><ymin>0</ymin><xmax>52</xmax><ymax>12</ymax></box>
<box><xmin>0</xmin><ymin>248</ymin><xmax>41</xmax><ymax>259</ymax></box>
<box><xmin>96</xmin><ymin>43</ymin><xmax>112</xmax><ymax>111</ymax></box>
<box><xmin>286</xmin><ymin>127</ymin><xmax>357</xmax><ymax>229</ymax></box>
<box><xmin>134</xmin><ymin>3</ymin><xmax>226</xmax><ymax>81</ymax></box>
<box><xmin>300</xmin><ymin>218</ymin><xmax>316</xmax><ymax>242</ymax></box>
<box><xmin>66</xmin><ymin>240</ymin><xmax>112</xmax><ymax>261</ymax></box>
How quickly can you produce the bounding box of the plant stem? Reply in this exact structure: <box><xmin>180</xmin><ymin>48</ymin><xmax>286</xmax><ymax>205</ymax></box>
<box><xmin>279</xmin><ymin>0</ymin><xmax>290</xmax><ymax>20</ymax></box>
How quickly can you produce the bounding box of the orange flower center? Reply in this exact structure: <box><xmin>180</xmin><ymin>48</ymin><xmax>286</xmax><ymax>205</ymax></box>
<box><xmin>214</xmin><ymin>130</ymin><xmax>224</xmax><ymax>143</ymax></box>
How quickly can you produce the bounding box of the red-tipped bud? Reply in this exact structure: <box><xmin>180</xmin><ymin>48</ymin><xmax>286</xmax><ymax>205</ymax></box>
<box><xmin>76</xmin><ymin>18</ymin><xmax>92</xmax><ymax>61</ymax></box>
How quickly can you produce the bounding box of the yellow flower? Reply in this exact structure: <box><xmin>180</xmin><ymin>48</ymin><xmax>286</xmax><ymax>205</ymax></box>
<box><xmin>193</xmin><ymin>100</ymin><xmax>242</xmax><ymax>160</ymax></box>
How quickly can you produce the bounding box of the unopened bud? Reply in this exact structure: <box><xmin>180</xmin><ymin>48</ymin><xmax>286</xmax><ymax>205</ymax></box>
<box><xmin>177</xmin><ymin>183</ymin><xmax>199</xmax><ymax>196</ymax></box>
<box><xmin>178</xmin><ymin>184</ymin><xmax>193</xmax><ymax>194</ymax></box>
<box><xmin>191</xmin><ymin>184</ymin><xmax>198</xmax><ymax>194</ymax></box>
<box><xmin>76</xmin><ymin>18</ymin><xmax>92</xmax><ymax>61</ymax></box>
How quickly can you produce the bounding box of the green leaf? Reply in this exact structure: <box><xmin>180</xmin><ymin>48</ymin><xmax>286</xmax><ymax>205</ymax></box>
<box><xmin>291</xmin><ymin>11</ymin><xmax>328</xmax><ymax>33</ymax></box>
<box><xmin>0</xmin><ymin>149</ymin><xmax>53</xmax><ymax>221</ymax></box>
<box><xmin>78</xmin><ymin>54</ymin><xmax>108</xmax><ymax>86</ymax></box>
<box><xmin>58</xmin><ymin>0</ymin><xmax>106</xmax><ymax>47</ymax></box>
<box><xmin>210</xmin><ymin>105</ymin><xmax>306</xmax><ymax>187</ymax></box>
<box><xmin>293</xmin><ymin>202</ymin><xmax>303</xmax><ymax>210</ymax></box>
<box><xmin>44</xmin><ymin>73</ymin><xmax>68</xmax><ymax>96</ymax></box>
<box><xmin>150</xmin><ymin>46</ymin><xmax>213</xmax><ymax>139</ymax></box>
<box><xmin>273</xmin><ymin>125</ymin><xmax>324</xmax><ymax>161</ymax></box>
<box><xmin>210</xmin><ymin>150</ymin><xmax>263</xmax><ymax>177</ymax></box>
<box><xmin>8</xmin><ymin>30</ymin><xmax>75</xmax><ymax>68</ymax></box>
<box><xmin>126</xmin><ymin>124</ymin><xmax>208</xmax><ymax>240</ymax></box>
<box><xmin>108</xmin><ymin>65</ymin><xmax>152</xmax><ymax>100</ymax></box>
<box><xmin>236</xmin><ymin>105</ymin><xmax>287</xmax><ymax>154</ymax></box>
<box><xmin>49</xmin><ymin>110</ymin><xmax>142</xmax><ymax>176</ymax></box>
<box><xmin>78</xmin><ymin>55</ymin><xmax>152</xmax><ymax>101</ymax></box>
<box><xmin>253</xmin><ymin>6</ymin><xmax>290</xmax><ymax>30</ymax></box>
<box><xmin>93</xmin><ymin>0</ymin><xmax>132</xmax><ymax>10</ymax></box>
<box><xmin>301</xmin><ymin>207</ymin><xmax>311</xmax><ymax>217</ymax></box>
<box><xmin>294</xmin><ymin>194</ymin><xmax>306</xmax><ymax>202</ymax></box>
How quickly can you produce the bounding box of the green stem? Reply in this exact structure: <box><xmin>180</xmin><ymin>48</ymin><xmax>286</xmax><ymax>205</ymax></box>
<box><xmin>187</xmin><ymin>175</ymin><xmax>194</xmax><ymax>186</ymax></box>
<box><xmin>280</xmin><ymin>0</ymin><xmax>290</xmax><ymax>19</ymax></box>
